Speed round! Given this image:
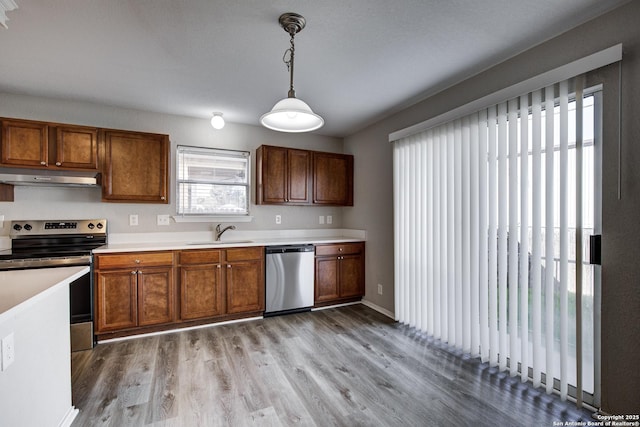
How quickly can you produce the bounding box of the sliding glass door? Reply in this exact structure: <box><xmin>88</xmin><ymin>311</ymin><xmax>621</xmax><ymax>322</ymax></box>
<box><xmin>393</xmin><ymin>80</ymin><xmax>602</xmax><ymax>407</ymax></box>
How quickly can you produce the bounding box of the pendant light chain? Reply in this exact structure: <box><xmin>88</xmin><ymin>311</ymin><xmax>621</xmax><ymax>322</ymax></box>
<box><xmin>283</xmin><ymin>31</ymin><xmax>296</xmax><ymax>98</ymax></box>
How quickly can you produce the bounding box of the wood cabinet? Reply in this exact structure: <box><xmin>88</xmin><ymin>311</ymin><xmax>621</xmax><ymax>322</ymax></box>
<box><xmin>225</xmin><ymin>247</ymin><xmax>265</xmax><ymax>314</ymax></box>
<box><xmin>95</xmin><ymin>251</ymin><xmax>176</xmax><ymax>334</ymax></box>
<box><xmin>95</xmin><ymin>246</ymin><xmax>264</xmax><ymax>338</ymax></box>
<box><xmin>313</xmin><ymin>152</ymin><xmax>354</xmax><ymax>206</ymax></box>
<box><xmin>178</xmin><ymin>250</ymin><xmax>225</xmax><ymax>320</ymax></box>
<box><xmin>178</xmin><ymin>246</ymin><xmax>265</xmax><ymax>319</ymax></box>
<box><xmin>0</xmin><ymin>118</ymin><xmax>98</xmax><ymax>170</ymax></box>
<box><xmin>256</xmin><ymin>145</ymin><xmax>353</xmax><ymax>206</ymax></box>
<box><xmin>256</xmin><ymin>145</ymin><xmax>311</xmax><ymax>205</ymax></box>
<box><xmin>315</xmin><ymin>242</ymin><xmax>365</xmax><ymax>305</ymax></box>
<box><xmin>101</xmin><ymin>130</ymin><xmax>169</xmax><ymax>203</ymax></box>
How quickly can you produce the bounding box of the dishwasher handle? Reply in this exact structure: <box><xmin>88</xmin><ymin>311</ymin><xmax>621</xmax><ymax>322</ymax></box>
<box><xmin>265</xmin><ymin>244</ymin><xmax>315</xmax><ymax>254</ymax></box>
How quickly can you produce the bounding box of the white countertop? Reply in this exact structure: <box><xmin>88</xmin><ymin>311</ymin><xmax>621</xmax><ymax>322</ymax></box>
<box><xmin>93</xmin><ymin>229</ymin><xmax>366</xmax><ymax>253</ymax></box>
<box><xmin>0</xmin><ymin>266</ymin><xmax>89</xmax><ymax>322</ymax></box>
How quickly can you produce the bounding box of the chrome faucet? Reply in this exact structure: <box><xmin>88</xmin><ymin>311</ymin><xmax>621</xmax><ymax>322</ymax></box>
<box><xmin>215</xmin><ymin>224</ymin><xmax>236</xmax><ymax>241</ymax></box>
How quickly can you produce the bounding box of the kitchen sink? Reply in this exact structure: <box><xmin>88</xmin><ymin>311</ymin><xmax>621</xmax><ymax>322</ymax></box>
<box><xmin>187</xmin><ymin>240</ymin><xmax>253</xmax><ymax>245</ymax></box>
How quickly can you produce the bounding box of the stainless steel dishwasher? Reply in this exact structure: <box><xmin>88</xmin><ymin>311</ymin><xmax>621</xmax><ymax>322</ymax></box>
<box><xmin>265</xmin><ymin>244</ymin><xmax>315</xmax><ymax>316</ymax></box>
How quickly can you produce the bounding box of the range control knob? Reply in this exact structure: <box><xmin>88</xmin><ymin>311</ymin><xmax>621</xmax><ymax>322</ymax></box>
<box><xmin>87</xmin><ymin>223</ymin><xmax>95</xmax><ymax>229</ymax></box>
<box><xmin>23</xmin><ymin>224</ymin><xmax>32</xmax><ymax>231</ymax></box>
<box><xmin>13</xmin><ymin>224</ymin><xmax>22</xmax><ymax>231</ymax></box>
<box><xmin>96</xmin><ymin>223</ymin><xmax>104</xmax><ymax>229</ymax></box>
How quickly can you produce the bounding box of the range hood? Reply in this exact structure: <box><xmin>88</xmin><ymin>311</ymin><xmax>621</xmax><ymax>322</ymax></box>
<box><xmin>0</xmin><ymin>168</ymin><xmax>100</xmax><ymax>187</ymax></box>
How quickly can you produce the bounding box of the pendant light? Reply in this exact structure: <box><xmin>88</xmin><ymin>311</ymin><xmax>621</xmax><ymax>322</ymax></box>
<box><xmin>260</xmin><ymin>13</ymin><xmax>324</xmax><ymax>133</ymax></box>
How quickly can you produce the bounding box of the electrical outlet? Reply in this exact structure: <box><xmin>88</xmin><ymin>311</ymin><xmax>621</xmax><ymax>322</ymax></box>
<box><xmin>157</xmin><ymin>214</ymin><xmax>170</xmax><ymax>226</ymax></box>
<box><xmin>319</xmin><ymin>215</ymin><xmax>325</xmax><ymax>225</ymax></box>
<box><xmin>377</xmin><ymin>284</ymin><xmax>383</xmax><ymax>295</ymax></box>
<box><xmin>327</xmin><ymin>215</ymin><xmax>333</xmax><ymax>225</ymax></box>
<box><xmin>275</xmin><ymin>215</ymin><xmax>281</xmax><ymax>225</ymax></box>
<box><xmin>129</xmin><ymin>214</ymin><xmax>139</xmax><ymax>226</ymax></box>
<box><xmin>2</xmin><ymin>333</ymin><xmax>15</xmax><ymax>371</ymax></box>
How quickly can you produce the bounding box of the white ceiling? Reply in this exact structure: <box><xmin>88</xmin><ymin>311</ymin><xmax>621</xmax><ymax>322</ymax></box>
<box><xmin>0</xmin><ymin>0</ymin><xmax>629</xmax><ymax>137</ymax></box>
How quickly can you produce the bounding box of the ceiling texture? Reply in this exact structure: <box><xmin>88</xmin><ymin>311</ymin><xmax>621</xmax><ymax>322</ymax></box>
<box><xmin>0</xmin><ymin>0</ymin><xmax>629</xmax><ymax>137</ymax></box>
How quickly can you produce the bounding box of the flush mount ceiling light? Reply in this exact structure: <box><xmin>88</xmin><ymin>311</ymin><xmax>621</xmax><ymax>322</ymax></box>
<box><xmin>210</xmin><ymin>112</ymin><xmax>225</xmax><ymax>130</ymax></box>
<box><xmin>260</xmin><ymin>12</ymin><xmax>324</xmax><ymax>133</ymax></box>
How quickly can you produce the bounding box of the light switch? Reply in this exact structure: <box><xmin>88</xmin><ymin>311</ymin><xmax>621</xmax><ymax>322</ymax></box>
<box><xmin>319</xmin><ymin>215</ymin><xmax>325</xmax><ymax>225</ymax></box>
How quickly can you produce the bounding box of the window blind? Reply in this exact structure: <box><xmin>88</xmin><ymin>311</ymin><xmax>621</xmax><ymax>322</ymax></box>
<box><xmin>392</xmin><ymin>77</ymin><xmax>601</xmax><ymax>406</ymax></box>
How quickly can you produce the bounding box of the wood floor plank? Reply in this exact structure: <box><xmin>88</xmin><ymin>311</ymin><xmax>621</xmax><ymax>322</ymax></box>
<box><xmin>71</xmin><ymin>305</ymin><xmax>593</xmax><ymax>426</ymax></box>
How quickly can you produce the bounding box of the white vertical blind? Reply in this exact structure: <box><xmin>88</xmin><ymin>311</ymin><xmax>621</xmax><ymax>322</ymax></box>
<box><xmin>392</xmin><ymin>76</ymin><xmax>599</xmax><ymax>404</ymax></box>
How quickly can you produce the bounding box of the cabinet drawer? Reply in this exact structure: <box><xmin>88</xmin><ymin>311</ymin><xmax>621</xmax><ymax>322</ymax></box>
<box><xmin>315</xmin><ymin>242</ymin><xmax>364</xmax><ymax>257</ymax></box>
<box><xmin>96</xmin><ymin>251</ymin><xmax>174</xmax><ymax>269</ymax></box>
<box><xmin>226</xmin><ymin>247</ymin><xmax>264</xmax><ymax>262</ymax></box>
<box><xmin>179</xmin><ymin>250</ymin><xmax>221</xmax><ymax>265</ymax></box>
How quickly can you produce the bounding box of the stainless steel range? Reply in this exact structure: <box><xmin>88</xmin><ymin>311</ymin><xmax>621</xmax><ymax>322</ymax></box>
<box><xmin>0</xmin><ymin>219</ymin><xmax>107</xmax><ymax>351</ymax></box>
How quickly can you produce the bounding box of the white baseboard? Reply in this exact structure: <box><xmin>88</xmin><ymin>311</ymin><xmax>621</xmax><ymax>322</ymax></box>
<box><xmin>58</xmin><ymin>406</ymin><xmax>78</xmax><ymax>427</ymax></box>
<box><xmin>98</xmin><ymin>316</ymin><xmax>263</xmax><ymax>344</ymax></box>
<box><xmin>360</xmin><ymin>300</ymin><xmax>395</xmax><ymax>319</ymax></box>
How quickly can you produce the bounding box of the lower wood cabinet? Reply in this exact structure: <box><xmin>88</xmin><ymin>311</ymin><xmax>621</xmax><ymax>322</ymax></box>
<box><xmin>94</xmin><ymin>246</ymin><xmax>265</xmax><ymax>339</ymax></box>
<box><xmin>178</xmin><ymin>247</ymin><xmax>264</xmax><ymax>320</ymax></box>
<box><xmin>179</xmin><ymin>250</ymin><xmax>224</xmax><ymax>320</ymax></box>
<box><xmin>95</xmin><ymin>251</ymin><xmax>176</xmax><ymax>334</ymax></box>
<box><xmin>315</xmin><ymin>242</ymin><xmax>365</xmax><ymax>306</ymax></box>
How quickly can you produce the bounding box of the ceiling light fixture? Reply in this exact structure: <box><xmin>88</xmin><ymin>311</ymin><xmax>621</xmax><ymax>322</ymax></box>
<box><xmin>210</xmin><ymin>112</ymin><xmax>225</xmax><ymax>130</ymax></box>
<box><xmin>260</xmin><ymin>12</ymin><xmax>324</xmax><ymax>133</ymax></box>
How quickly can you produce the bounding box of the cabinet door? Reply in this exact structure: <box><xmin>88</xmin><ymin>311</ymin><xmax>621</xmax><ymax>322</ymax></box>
<box><xmin>259</xmin><ymin>145</ymin><xmax>288</xmax><ymax>203</ymax></box>
<box><xmin>313</xmin><ymin>152</ymin><xmax>354</xmax><ymax>206</ymax></box>
<box><xmin>315</xmin><ymin>257</ymin><xmax>340</xmax><ymax>302</ymax></box>
<box><xmin>1</xmin><ymin>119</ymin><xmax>48</xmax><ymax>167</ymax></box>
<box><xmin>226</xmin><ymin>259</ymin><xmax>264</xmax><ymax>314</ymax></box>
<box><xmin>102</xmin><ymin>130</ymin><xmax>169</xmax><ymax>203</ymax></box>
<box><xmin>339</xmin><ymin>254</ymin><xmax>364</xmax><ymax>298</ymax></box>
<box><xmin>180</xmin><ymin>264</ymin><xmax>224</xmax><ymax>320</ymax></box>
<box><xmin>95</xmin><ymin>270</ymin><xmax>138</xmax><ymax>332</ymax></box>
<box><xmin>55</xmin><ymin>125</ymin><xmax>98</xmax><ymax>170</ymax></box>
<box><xmin>137</xmin><ymin>267</ymin><xmax>175</xmax><ymax>326</ymax></box>
<box><xmin>287</xmin><ymin>148</ymin><xmax>311</xmax><ymax>203</ymax></box>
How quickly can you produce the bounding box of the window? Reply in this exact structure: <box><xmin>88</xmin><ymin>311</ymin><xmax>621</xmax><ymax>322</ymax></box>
<box><xmin>176</xmin><ymin>146</ymin><xmax>250</xmax><ymax>216</ymax></box>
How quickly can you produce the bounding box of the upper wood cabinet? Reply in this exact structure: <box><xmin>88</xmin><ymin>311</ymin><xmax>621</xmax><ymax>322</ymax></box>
<box><xmin>256</xmin><ymin>145</ymin><xmax>353</xmax><ymax>206</ymax></box>
<box><xmin>313</xmin><ymin>151</ymin><xmax>354</xmax><ymax>206</ymax></box>
<box><xmin>257</xmin><ymin>145</ymin><xmax>311</xmax><ymax>205</ymax></box>
<box><xmin>0</xmin><ymin>118</ymin><xmax>98</xmax><ymax>170</ymax></box>
<box><xmin>101</xmin><ymin>130</ymin><xmax>169</xmax><ymax>203</ymax></box>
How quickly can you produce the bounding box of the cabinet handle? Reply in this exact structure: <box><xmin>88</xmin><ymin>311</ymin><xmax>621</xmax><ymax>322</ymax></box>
<box><xmin>227</xmin><ymin>265</ymin><xmax>232</xmax><ymax>269</ymax></box>
<box><xmin>135</xmin><ymin>259</ymin><xmax>141</xmax><ymax>264</ymax></box>
<box><xmin>339</xmin><ymin>248</ymin><xmax>343</xmax><ymax>252</ymax></box>
<box><xmin>217</xmin><ymin>265</ymin><xmax>221</xmax><ymax>269</ymax></box>
<box><xmin>55</xmin><ymin>162</ymin><xmax>62</xmax><ymax>166</ymax></box>
<box><xmin>161</xmin><ymin>196</ymin><xmax>166</xmax><ymax>200</ymax></box>
<box><xmin>40</xmin><ymin>161</ymin><xmax>47</xmax><ymax>166</ymax></box>
<box><xmin>131</xmin><ymin>271</ymin><xmax>137</xmax><ymax>275</ymax></box>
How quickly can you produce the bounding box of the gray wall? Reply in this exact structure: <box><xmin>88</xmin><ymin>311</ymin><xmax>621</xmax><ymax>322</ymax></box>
<box><xmin>0</xmin><ymin>92</ymin><xmax>344</xmax><ymax>235</ymax></box>
<box><xmin>345</xmin><ymin>1</ymin><xmax>640</xmax><ymax>414</ymax></box>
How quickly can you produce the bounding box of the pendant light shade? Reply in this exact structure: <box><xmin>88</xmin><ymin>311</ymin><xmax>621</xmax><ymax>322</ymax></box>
<box><xmin>260</xmin><ymin>97</ymin><xmax>324</xmax><ymax>133</ymax></box>
<box><xmin>261</xmin><ymin>12</ymin><xmax>324</xmax><ymax>133</ymax></box>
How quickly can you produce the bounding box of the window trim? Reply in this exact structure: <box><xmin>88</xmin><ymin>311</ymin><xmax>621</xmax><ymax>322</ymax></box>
<box><xmin>175</xmin><ymin>145</ymin><xmax>251</xmax><ymax>218</ymax></box>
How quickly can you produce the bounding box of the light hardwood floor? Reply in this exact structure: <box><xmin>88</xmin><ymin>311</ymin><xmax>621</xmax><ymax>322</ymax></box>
<box><xmin>71</xmin><ymin>304</ymin><xmax>592</xmax><ymax>426</ymax></box>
